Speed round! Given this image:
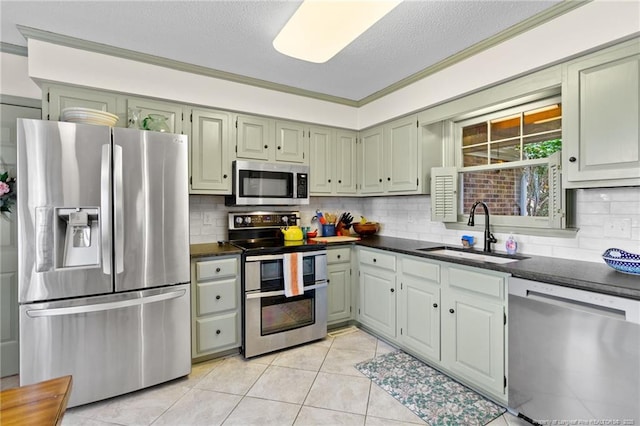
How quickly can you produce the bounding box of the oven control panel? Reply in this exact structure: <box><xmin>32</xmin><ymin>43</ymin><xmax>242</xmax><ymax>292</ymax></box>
<box><xmin>229</xmin><ymin>212</ymin><xmax>300</xmax><ymax>229</ymax></box>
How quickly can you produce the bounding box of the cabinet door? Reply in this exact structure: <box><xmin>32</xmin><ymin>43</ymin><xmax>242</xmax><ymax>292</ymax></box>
<box><xmin>275</xmin><ymin>120</ymin><xmax>306</xmax><ymax>163</ymax></box>
<box><xmin>565</xmin><ymin>42</ymin><xmax>640</xmax><ymax>183</ymax></box>
<box><xmin>47</xmin><ymin>86</ymin><xmax>118</xmax><ymax>122</ymax></box>
<box><xmin>360</xmin><ymin>126</ymin><xmax>384</xmax><ymax>194</ymax></box>
<box><xmin>400</xmin><ymin>275</ymin><xmax>440</xmax><ymax>362</ymax></box>
<box><xmin>190</xmin><ymin>109</ymin><xmax>231</xmax><ymax>192</ymax></box>
<box><xmin>124</xmin><ymin>97</ymin><xmax>183</xmax><ymax>134</ymax></box>
<box><xmin>195</xmin><ymin>312</ymin><xmax>240</xmax><ymax>354</ymax></box>
<box><xmin>442</xmin><ymin>289</ymin><xmax>505</xmax><ymax>396</ymax></box>
<box><xmin>309</xmin><ymin>126</ymin><xmax>334</xmax><ymax>194</ymax></box>
<box><xmin>236</xmin><ymin>115</ymin><xmax>273</xmax><ymax>161</ymax></box>
<box><xmin>327</xmin><ymin>263</ymin><xmax>351</xmax><ymax>324</ymax></box>
<box><xmin>335</xmin><ymin>130</ymin><xmax>358</xmax><ymax>194</ymax></box>
<box><xmin>385</xmin><ymin>116</ymin><xmax>418</xmax><ymax>192</ymax></box>
<box><xmin>359</xmin><ymin>265</ymin><xmax>396</xmax><ymax>338</ymax></box>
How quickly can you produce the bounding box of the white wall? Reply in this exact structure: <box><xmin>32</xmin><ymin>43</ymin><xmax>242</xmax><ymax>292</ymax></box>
<box><xmin>189</xmin><ymin>186</ymin><xmax>640</xmax><ymax>264</ymax></box>
<box><xmin>0</xmin><ymin>52</ymin><xmax>40</xmax><ymax>99</ymax></box>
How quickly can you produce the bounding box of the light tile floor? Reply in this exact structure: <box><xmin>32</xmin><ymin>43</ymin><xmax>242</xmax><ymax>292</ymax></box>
<box><xmin>1</xmin><ymin>328</ymin><xmax>530</xmax><ymax>426</ymax></box>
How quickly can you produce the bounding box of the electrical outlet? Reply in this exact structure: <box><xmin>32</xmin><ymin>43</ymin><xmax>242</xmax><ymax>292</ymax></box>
<box><xmin>407</xmin><ymin>213</ymin><xmax>416</xmax><ymax>224</ymax></box>
<box><xmin>604</xmin><ymin>218</ymin><xmax>631</xmax><ymax>239</ymax></box>
<box><xmin>203</xmin><ymin>212</ymin><xmax>215</xmax><ymax>226</ymax></box>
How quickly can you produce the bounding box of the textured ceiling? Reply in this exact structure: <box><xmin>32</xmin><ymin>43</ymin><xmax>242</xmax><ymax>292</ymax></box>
<box><xmin>1</xmin><ymin>0</ymin><xmax>564</xmax><ymax>102</ymax></box>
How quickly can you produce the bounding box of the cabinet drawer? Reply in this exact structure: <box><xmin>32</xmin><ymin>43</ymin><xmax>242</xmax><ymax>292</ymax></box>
<box><xmin>197</xmin><ymin>257</ymin><xmax>238</xmax><ymax>281</ymax></box>
<box><xmin>328</xmin><ymin>247</ymin><xmax>351</xmax><ymax>264</ymax></box>
<box><xmin>197</xmin><ymin>278</ymin><xmax>238</xmax><ymax>316</ymax></box>
<box><xmin>448</xmin><ymin>267</ymin><xmax>504</xmax><ymax>299</ymax></box>
<box><xmin>196</xmin><ymin>312</ymin><xmax>239</xmax><ymax>353</ymax></box>
<box><xmin>402</xmin><ymin>257</ymin><xmax>439</xmax><ymax>282</ymax></box>
<box><xmin>359</xmin><ymin>249</ymin><xmax>396</xmax><ymax>271</ymax></box>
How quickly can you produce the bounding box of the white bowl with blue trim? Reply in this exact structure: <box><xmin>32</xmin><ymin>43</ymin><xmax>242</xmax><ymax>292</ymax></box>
<box><xmin>602</xmin><ymin>248</ymin><xmax>640</xmax><ymax>275</ymax></box>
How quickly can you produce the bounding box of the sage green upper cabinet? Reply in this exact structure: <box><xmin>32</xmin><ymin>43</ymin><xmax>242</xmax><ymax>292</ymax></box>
<box><xmin>385</xmin><ymin>115</ymin><xmax>418</xmax><ymax>192</ymax></box>
<box><xmin>188</xmin><ymin>109</ymin><xmax>232</xmax><ymax>194</ymax></box>
<box><xmin>309</xmin><ymin>127</ymin><xmax>357</xmax><ymax>195</ymax></box>
<box><xmin>398</xmin><ymin>256</ymin><xmax>441</xmax><ymax>363</ymax></box>
<box><xmin>235</xmin><ymin>115</ymin><xmax>273</xmax><ymax>161</ymax></box>
<box><xmin>44</xmin><ymin>85</ymin><xmax>118</xmax><ymax>122</ymax></box>
<box><xmin>335</xmin><ymin>130</ymin><xmax>358</xmax><ymax>194</ymax></box>
<box><xmin>275</xmin><ymin>120</ymin><xmax>307</xmax><ymax>163</ymax></box>
<box><xmin>564</xmin><ymin>39</ymin><xmax>640</xmax><ymax>187</ymax></box>
<box><xmin>360</xmin><ymin>126</ymin><xmax>385</xmax><ymax>194</ymax></box>
<box><xmin>309</xmin><ymin>126</ymin><xmax>333</xmax><ymax>194</ymax></box>
<box><xmin>123</xmin><ymin>97</ymin><xmax>184</xmax><ymax>134</ymax></box>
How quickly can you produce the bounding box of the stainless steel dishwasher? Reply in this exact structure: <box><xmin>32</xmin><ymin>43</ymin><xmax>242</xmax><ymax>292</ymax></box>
<box><xmin>508</xmin><ymin>277</ymin><xmax>640</xmax><ymax>424</ymax></box>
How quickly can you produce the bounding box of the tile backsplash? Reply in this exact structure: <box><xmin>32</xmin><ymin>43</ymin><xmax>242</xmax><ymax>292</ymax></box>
<box><xmin>189</xmin><ymin>186</ymin><xmax>639</xmax><ymax>264</ymax></box>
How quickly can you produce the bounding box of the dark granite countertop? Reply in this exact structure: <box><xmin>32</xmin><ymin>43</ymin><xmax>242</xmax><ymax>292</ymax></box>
<box><xmin>190</xmin><ymin>242</ymin><xmax>242</xmax><ymax>259</ymax></box>
<box><xmin>355</xmin><ymin>236</ymin><xmax>640</xmax><ymax>300</ymax></box>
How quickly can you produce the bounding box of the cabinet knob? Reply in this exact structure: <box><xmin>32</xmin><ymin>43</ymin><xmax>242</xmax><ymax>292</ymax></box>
<box><xmin>449</xmin><ymin>308</ymin><xmax>455</xmax><ymax>314</ymax></box>
<box><xmin>390</xmin><ymin>288</ymin><xmax>395</xmax><ymax>293</ymax></box>
<box><xmin>277</xmin><ymin>146</ymin><xmax>281</xmax><ymax>150</ymax></box>
<box><xmin>216</xmin><ymin>267</ymin><xmax>221</xmax><ymax>273</ymax></box>
<box><xmin>264</xmin><ymin>145</ymin><xmax>268</xmax><ymax>149</ymax></box>
<box><xmin>569</xmin><ymin>156</ymin><xmax>577</xmax><ymax>162</ymax></box>
<box><xmin>387</xmin><ymin>177</ymin><xmax>391</xmax><ymax>181</ymax></box>
<box><xmin>373</xmin><ymin>258</ymin><xmax>377</xmax><ymax>262</ymax></box>
<box><xmin>216</xmin><ymin>330</ymin><xmax>221</xmax><ymax>335</ymax></box>
<box><xmin>328</xmin><ymin>179</ymin><xmax>331</xmax><ymax>183</ymax></box>
<box><xmin>379</xmin><ymin>178</ymin><xmax>382</xmax><ymax>183</ymax></box>
<box><xmin>338</xmin><ymin>180</ymin><xmax>342</xmax><ymax>183</ymax></box>
<box><xmin>433</xmin><ymin>303</ymin><xmax>438</xmax><ymax>308</ymax></box>
<box><xmin>216</xmin><ymin>295</ymin><xmax>221</xmax><ymax>300</ymax></box>
<box><xmin>223</xmin><ymin>174</ymin><xmax>228</xmax><ymax>179</ymax></box>
<box><xmin>337</xmin><ymin>254</ymin><xmax>341</xmax><ymax>259</ymax></box>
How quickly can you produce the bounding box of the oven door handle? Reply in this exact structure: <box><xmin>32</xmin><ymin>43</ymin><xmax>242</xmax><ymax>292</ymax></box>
<box><xmin>245</xmin><ymin>281</ymin><xmax>328</xmax><ymax>300</ymax></box>
<box><xmin>245</xmin><ymin>250</ymin><xmax>327</xmax><ymax>262</ymax></box>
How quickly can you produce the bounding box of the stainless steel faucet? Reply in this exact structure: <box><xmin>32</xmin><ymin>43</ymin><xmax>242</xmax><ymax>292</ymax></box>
<box><xmin>467</xmin><ymin>201</ymin><xmax>497</xmax><ymax>253</ymax></box>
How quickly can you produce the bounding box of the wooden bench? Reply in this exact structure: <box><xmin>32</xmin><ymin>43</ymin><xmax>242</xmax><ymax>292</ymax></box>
<box><xmin>0</xmin><ymin>375</ymin><xmax>72</xmax><ymax>426</ymax></box>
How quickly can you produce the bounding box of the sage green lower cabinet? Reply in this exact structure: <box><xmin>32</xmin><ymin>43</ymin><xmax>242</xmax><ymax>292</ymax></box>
<box><xmin>326</xmin><ymin>246</ymin><xmax>353</xmax><ymax>325</ymax></box>
<box><xmin>441</xmin><ymin>265</ymin><xmax>507</xmax><ymax>400</ymax></box>
<box><xmin>357</xmin><ymin>248</ymin><xmax>397</xmax><ymax>339</ymax></box>
<box><xmin>398</xmin><ymin>256</ymin><xmax>441</xmax><ymax>363</ymax></box>
<box><xmin>191</xmin><ymin>255</ymin><xmax>241</xmax><ymax>359</ymax></box>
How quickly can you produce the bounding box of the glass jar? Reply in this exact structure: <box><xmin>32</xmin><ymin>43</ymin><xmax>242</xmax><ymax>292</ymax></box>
<box><xmin>142</xmin><ymin>114</ymin><xmax>170</xmax><ymax>132</ymax></box>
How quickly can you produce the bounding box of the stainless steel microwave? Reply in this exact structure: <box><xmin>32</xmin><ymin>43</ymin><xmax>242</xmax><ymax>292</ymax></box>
<box><xmin>225</xmin><ymin>160</ymin><xmax>309</xmax><ymax>206</ymax></box>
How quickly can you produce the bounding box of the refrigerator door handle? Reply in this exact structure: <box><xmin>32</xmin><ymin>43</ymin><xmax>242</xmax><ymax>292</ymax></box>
<box><xmin>100</xmin><ymin>144</ymin><xmax>111</xmax><ymax>275</ymax></box>
<box><xmin>113</xmin><ymin>144</ymin><xmax>124</xmax><ymax>273</ymax></box>
<box><xmin>25</xmin><ymin>289</ymin><xmax>186</xmax><ymax>317</ymax></box>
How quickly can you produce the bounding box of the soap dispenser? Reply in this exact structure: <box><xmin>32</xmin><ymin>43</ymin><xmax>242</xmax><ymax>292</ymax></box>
<box><xmin>505</xmin><ymin>234</ymin><xmax>518</xmax><ymax>255</ymax></box>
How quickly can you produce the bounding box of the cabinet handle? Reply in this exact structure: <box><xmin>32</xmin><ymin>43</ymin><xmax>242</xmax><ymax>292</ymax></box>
<box><xmin>569</xmin><ymin>156</ymin><xmax>577</xmax><ymax>162</ymax></box>
<box><xmin>433</xmin><ymin>303</ymin><xmax>438</xmax><ymax>308</ymax></box>
<box><xmin>390</xmin><ymin>288</ymin><xmax>395</xmax><ymax>293</ymax></box>
<box><xmin>449</xmin><ymin>308</ymin><xmax>455</xmax><ymax>314</ymax></box>
<box><xmin>337</xmin><ymin>254</ymin><xmax>341</xmax><ymax>259</ymax></box>
<box><xmin>216</xmin><ymin>295</ymin><xmax>221</xmax><ymax>300</ymax></box>
<box><xmin>216</xmin><ymin>330</ymin><xmax>221</xmax><ymax>335</ymax></box>
<box><xmin>216</xmin><ymin>267</ymin><xmax>221</xmax><ymax>273</ymax></box>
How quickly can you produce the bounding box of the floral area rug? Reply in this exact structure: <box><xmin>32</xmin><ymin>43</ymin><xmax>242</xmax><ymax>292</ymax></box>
<box><xmin>356</xmin><ymin>350</ymin><xmax>506</xmax><ymax>426</ymax></box>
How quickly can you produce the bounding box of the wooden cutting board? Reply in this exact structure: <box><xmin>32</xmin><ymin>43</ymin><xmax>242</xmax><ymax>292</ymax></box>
<box><xmin>309</xmin><ymin>236</ymin><xmax>360</xmax><ymax>243</ymax></box>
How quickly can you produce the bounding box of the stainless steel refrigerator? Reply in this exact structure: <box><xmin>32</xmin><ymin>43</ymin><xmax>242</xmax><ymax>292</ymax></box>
<box><xmin>16</xmin><ymin>118</ymin><xmax>191</xmax><ymax>407</ymax></box>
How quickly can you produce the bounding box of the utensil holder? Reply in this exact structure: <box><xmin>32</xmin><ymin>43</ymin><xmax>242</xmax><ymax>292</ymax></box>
<box><xmin>321</xmin><ymin>224</ymin><xmax>336</xmax><ymax>237</ymax></box>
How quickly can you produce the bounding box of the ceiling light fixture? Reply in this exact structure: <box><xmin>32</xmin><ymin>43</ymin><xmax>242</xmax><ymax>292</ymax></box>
<box><xmin>273</xmin><ymin>0</ymin><xmax>402</xmax><ymax>64</ymax></box>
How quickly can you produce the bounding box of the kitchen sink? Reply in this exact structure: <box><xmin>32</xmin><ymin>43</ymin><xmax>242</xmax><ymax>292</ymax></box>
<box><xmin>417</xmin><ymin>246</ymin><xmax>528</xmax><ymax>264</ymax></box>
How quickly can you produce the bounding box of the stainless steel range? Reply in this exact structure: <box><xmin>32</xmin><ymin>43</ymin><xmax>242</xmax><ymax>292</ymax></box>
<box><xmin>229</xmin><ymin>212</ymin><xmax>328</xmax><ymax>358</ymax></box>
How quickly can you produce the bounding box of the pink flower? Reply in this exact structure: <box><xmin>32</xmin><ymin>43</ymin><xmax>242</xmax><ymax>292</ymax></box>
<box><xmin>0</xmin><ymin>181</ymin><xmax>9</xmax><ymax>196</ymax></box>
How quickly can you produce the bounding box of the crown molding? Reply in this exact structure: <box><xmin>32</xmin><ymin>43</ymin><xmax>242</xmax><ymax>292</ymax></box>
<box><xmin>0</xmin><ymin>42</ymin><xmax>28</xmax><ymax>56</ymax></box>
<box><xmin>16</xmin><ymin>1</ymin><xmax>589</xmax><ymax>107</ymax></box>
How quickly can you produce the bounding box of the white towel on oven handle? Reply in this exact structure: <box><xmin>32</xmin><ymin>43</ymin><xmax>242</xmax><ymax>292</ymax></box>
<box><xmin>283</xmin><ymin>252</ymin><xmax>303</xmax><ymax>297</ymax></box>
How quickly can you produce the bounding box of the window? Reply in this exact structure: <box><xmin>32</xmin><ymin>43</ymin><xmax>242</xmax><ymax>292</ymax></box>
<box><xmin>431</xmin><ymin>96</ymin><xmax>565</xmax><ymax>229</ymax></box>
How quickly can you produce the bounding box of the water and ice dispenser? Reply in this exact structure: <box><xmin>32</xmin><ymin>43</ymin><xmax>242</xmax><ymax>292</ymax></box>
<box><xmin>35</xmin><ymin>206</ymin><xmax>101</xmax><ymax>271</ymax></box>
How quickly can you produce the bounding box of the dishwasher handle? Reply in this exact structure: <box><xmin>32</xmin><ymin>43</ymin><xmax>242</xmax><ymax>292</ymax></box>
<box><xmin>509</xmin><ymin>277</ymin><xmax>640</xmax><ymax>324</ymax></box>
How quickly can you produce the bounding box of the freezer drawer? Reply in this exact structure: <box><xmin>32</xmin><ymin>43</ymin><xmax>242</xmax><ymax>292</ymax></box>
<box><xmin>19</xmin><ymin>284</ymin><xmax>191</xmax><ymax>407</ymax></box>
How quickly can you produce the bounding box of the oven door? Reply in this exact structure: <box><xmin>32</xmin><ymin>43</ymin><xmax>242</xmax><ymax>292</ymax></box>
<box><xmin>243</xmin><ymin>250</ymin><xmax>327</xmax><ymax>357</ymax></box>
